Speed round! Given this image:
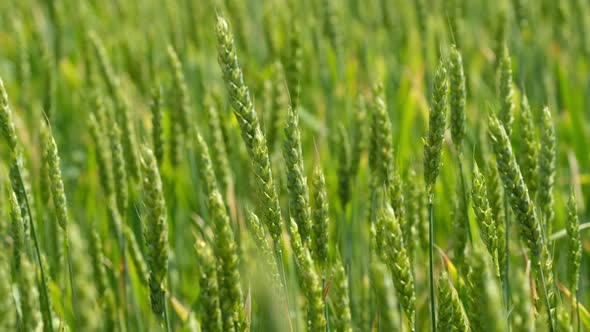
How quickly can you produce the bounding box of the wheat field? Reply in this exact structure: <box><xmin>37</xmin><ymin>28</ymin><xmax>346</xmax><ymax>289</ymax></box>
<box><xmin>0</xmin><ymin>1</ymin><xmax>588</xmax><ymax>331</ymax></box>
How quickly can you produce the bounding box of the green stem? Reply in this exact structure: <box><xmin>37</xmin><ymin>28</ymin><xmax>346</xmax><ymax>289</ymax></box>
<box><xmin>428</xmin><ymin>195</ymin><xmax>436</xmax><ymax>332</ymax></box>
<box><xmin>457</xmin><ymin>155</ymin><xmax>473</xmax><ymax>245</ymax></box>
<box><xmin>537</xmin><ymin>262</ymin><xmax>554</xmax><ymax>332</ymax></box>
<box><xmin>503</xmin><ymin>194</ymin><xmax>511</xmax><ymax>314</ymax></box>
<box><xmin>397</xmin><ymin>302</ymin><xmax>403</xmax><ymax>331</ymax></box>
<box><xmin>163</xmin><ymin>291</ymin><xmax>171</xmax><ymax>332</ymax></box>
<box><xmin>548</xmin><ymin>222</ymin><xmax>590</xmax><ymax>241</ymax></box>
<box><xmin>577</xmin><ymin>284</ymin><xmax>581</xmax><ymax>332</ymax></box>
<box><xmin>323</xmin><ymin>279</ymin><xmax>330</xmax><ymax>332</ymax></box>
<box><xmin>15</xmin><ymin>164</ymin><xmax>54</xmax><ymax>332</ymax></box>
<box><xmin>64</xmin><ymin>232</ymin><xmax>77</xmax><ymax>324</ymax></box>
<box><xmin>114</xmin><ymin>210</ymin><xmax>131</xmax><ymax>331</ymax></box>
<box><xmin>124</xmin><ymin>203</ymin><xmax>145</xmax><ymax>332</ymax></box>
<box><xmin>275</xmin><ymin>246</ymin><xmax>294</xmax><ymax>332</ymax></box>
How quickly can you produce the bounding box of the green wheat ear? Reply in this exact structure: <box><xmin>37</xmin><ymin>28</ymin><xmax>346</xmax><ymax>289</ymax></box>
<box><xmin>41</xmin><ymin>122</ymin><xmax>70</xmax><ymax>235</ymax></box>
<box><xmin>518</xmin><ymin>93</ymin><xmax>539</xmax><ymax>199</ymax></box>
<box><xmin>488</xmin><ymin>114</ymin><xmax>540</xmax><ymax>259</ymax></box>
<box><xmin>488</xmin><ymin>114</ymin><xmax>556</xmax><ymax>328</ymax></box>
<box><xmin>123</xmin><ymin>224</ymin><xmax>149</xmax><ymax>286</ymax></box>
<box><xmin>289</xmin><ymin>219</ymin><xmax>326</xmax><ymax>331</ymax></box>
<box><xmin>8</xmin><ymin>188</ymin><xmax>24</xmax><ymax>274</ymax></box>
<box><xmin>0</xmin><ymin>78</ymin><xmax>18</xmax><ymax>150</ymax></box>
<box><xmin>424</xmin><ymin>61</ymin><xmax>448</xmax><ymax>193</ymax></box>
<box><xmin>437</xmin><ymin>271</ymin><xmax>470</xmax><ymax>331</ymax></box>
<box><xmin>465</xmin><ymin>246</ymin><xmax>505</xmax><ymax>332</ymax></box>
<box><xmin>566</xmin><ymin>191</ymin><xmax>582</xmax><ymax>312</ymax></box>
<box><xmin>369</xmin><ymin>82</ymin><xmax>394</xmax><ymax>186</ymax></box>
<box><xmin>88</xmin><ymin>226</ymin><xmax>116</xmax><ymax>329</ymax></box>
<box><xmin>167</xmin><ymin>45</ymin><xmax>191</xmax><ymax>167</ymax></box>
<box><xmin>370</xmin><ymin>260</ymin><xmax>402</xmax><ymax>330</ymax></box>
<box><xmin>311</xmin><ymin>164</ymin><xmax>329</xmax><ymax>275</ymax></box>
<box><xmin>150</xmin><ymin>85</ymin><xmax>164</xmax><ymax>166</ymax></box>
<box><xmin>498</xmin><ymin>44</ymin><xmax>514</xmax><ymax>137</ymax></box>
<box><xmin>350</xmin><ymin>94</ymin><xmax>367</xmax><ymax>181</ymax></box>
<box><xmin>88</xmin><ymin>111</ymin><xmax>114</xmax><ymax>198</ymax></box>
<box><xmin>266</xmin><ymin>61</ymin><xmax>288</xmax><ymax>152</ymax></box>
<box><xmin>283</xmin><ymin>21</ymin><xmax>302</xmax><ymax>109</ymax></box>
<box><xmin>471</xmin><ymin>162</ymin><xmax>500</xmax><ymax>277</ymax></box>
<box><xmin>194</xmin><ymin>237</ymin><xmax>223</xmax><ymax>332</ymax></box>
<box><xmin>283</xmin><ymin>105</ymin><xmax>313</xmax><ymax>245</ymax></box>
<box><xmin>538</xmin><ymin>106</ymin><xmax>556</xmax><ymax>236</ymax></box>
<box><xmin>484</xmin><ymin>158</ymin><xmax>506</xmax><ymax>282</ymax></box>
<box><xmin>403</xmin><ymin>169</ymin><xmax>420</xmax><ymax>261</ymax></box>
<box><xmin>331</xmin><ymin>257</ymin><xmax>353</xmax><ymax>332</ymax></box>
<box><xmin>194</xmin><ymin>127</ymin><xmax>247</xmax><ymax>331</ymax></box>
<box><xmin>336</xmin><ymin>123</ymin><xmax>352</xmax><ymax>207</ymax></box>
<box><xmin>376</xmin><ymin>203</ymin><xmax>416</xmax><ymax>329</ymax></box>
<box><xmin>449</xmin><ymin>44</ymin><xmax>466</xmax><ymax>149</ymax></box>
<box><xmin>107</xmin><ymin>120</ymin><xmax>128</xmax><ymax>216</ymax></box>
<box><xmin>247</xmin><ymin>210</ymin><xmax>281</xmax><ymax>289</ymax></box>
<box><xmin>19</xmin><ymin>255</ymin><xmax>43</xmax><ymax>331</ymax></box>
<box><xmin>511</xmin><ymin>266</ymin><xmax>534</xmax><ymax>332</ymax></box>
<box><xmin>216</xmin><ymin>15</ymin><xmax>283</xmax><ymax>247</ymax></box>
<box><xmin>406</xmin><ymin>168</ymin><xmax>428</xmax><ymax>251</ymax></box>
<box><xmin>321</xmin><ymin>0</ymin><xmax>342</xmax><ymax>55</ymax></box>
<box><xmin>205</xmin><ymin>94</ymin><xmax>232</xmax><ymax>193</ymax></box>
<box><xmin>140</xmin><ymin>146</ymin><xmax>169</xmax><ymax>319</ymax></box>
<box><xmin>369</xmin><ymin>83</ymin><xmax>405</xmax><ymax>221</ymax></box>
<box><xmin>0</xmin><ymin>252</ymin><xmax>15</xmax><ymax>329</ymax></box>
<box><xmin>89</xmin><ymin>32</ymin><xmax>141</xmax><ymax>181</ymax></box>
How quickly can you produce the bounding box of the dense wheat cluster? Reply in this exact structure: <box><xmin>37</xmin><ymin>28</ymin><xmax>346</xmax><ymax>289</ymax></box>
<box><xmin>1</xmin><ymin>0</ymin><xmax>590</xmax><ymax>331</ymax></box>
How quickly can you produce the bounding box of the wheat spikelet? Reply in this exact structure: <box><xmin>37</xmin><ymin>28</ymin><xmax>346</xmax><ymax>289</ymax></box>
<box><xmin>283</xmin><ymin>105</ymin><xmax>313</xmax><ymax>245</ymax></box>
<box><xmin>511</xmin><ymin>266</ymin><xmax>534</xmax><ymax>332</ymax></box>
<box><xmin>195</xmin><ymin>238</ymin><xmax>224</xmax><ymax>332</ymax></box>
<box><xmin>88</xmin><ymin>110</ymin><xmax>114</xmax><ymax>198</ymax></box>
<box><xmin>140</xmin><ymin>146</ymin><xmax>169</xmax><ymax>319</ymax></box>
<box><xmin>424</xmin><ymin>62</ymin><xmax>448</xmax><ymax>193</ymax></box>
<box><xmin>538</xmin><ymin>106</ymin><xmax>556</xmax><ymax>236</ymax></box>
<box><xmin>289</xmin><ymin>219</ymin><xmax>326</xmax><ymax>331</ymax></box>
<box><xmin>331</xmin><ymin>257</ymin><xmax>353</xmax><ymax>332</ymax></box>
<box><xmin>194</xmin><ymin>128</ymin><xmax>247</xmax><ymax>331</ymax></box>
<box><xmin>89</xmin><ymin>33</ymin><xmax>141</xmax><ymax>180</ymax></box>
<box><xmin>376</xmin><ymin>204</ymin><xmax>416</xmax><ymax>329</ymax></box>
<box><xmin>450</xmin><ymin>44</ymin><xmax>466</xmax><ymax>149</ymax></box>
<box><xmin>471</xmin><ymin>163</ymin><xmax>500</xmax><ymax>277</ymax></box>
<box><xmin>464</xmin><ymin>247</ymin><xmax>505</xmax><ymax>332</ymax></box>
<box><xmin>370</xmin><ymin>260</ymin><xmax>401</xmax><ymax>331</ymax></box>
<box><xmin>150</xmin><ymin>85</ymin><xmax>164</xmax><ymax>166</ymax></box>
<box><xmin>566</xmin><ymin>191</ymin><xmax>582</xmax><ymax>311</ymax></box>
<box><xmin>0</xmin><ymin>253</ymin><xmax>15</xmax><ymax>330</ymax></box>
<box><xmin>437</xmin><ymin>272</ymin><xmax>470</xmax><ymax>331</ymax></box>
<box><xmin>336</xmin><ymin>123</ymin><xmax>352</xmax><ymax>207</ymax></box>
<box><xmin>498</xmin><ymin>45</ymin><xmax>514</xmax><ymax>137</ymax></box>
<box><xmin>311</xmin><ymin>165</ymin><xmax>329</xmax><ymax>274</ymax></box>
<box><xmin>216</xmin><ymin>15</ymin><xmax>283</xmax><ymax>247</ymax></box>
<box><xmin>8</xmin><ymin>188</ymin><xmax>24</xmax><ymax>274</ymax></box>
<box><xmin>518</xmin><ymin>94</ymin><xmax>539</xmax><ymax>198</ymax></box>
